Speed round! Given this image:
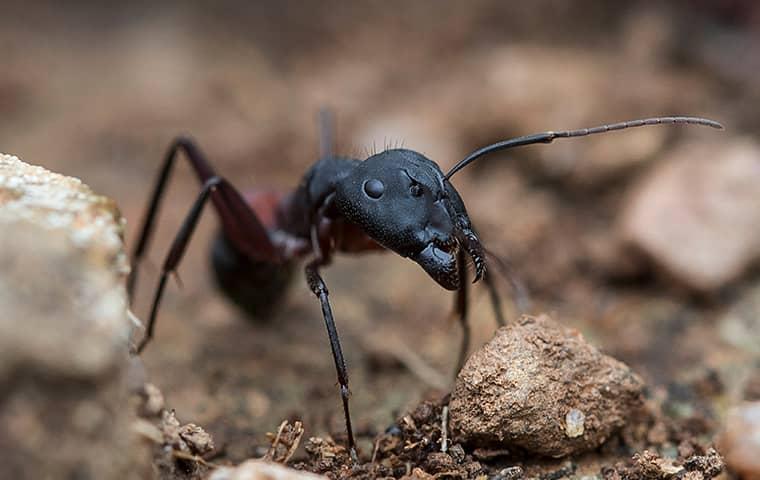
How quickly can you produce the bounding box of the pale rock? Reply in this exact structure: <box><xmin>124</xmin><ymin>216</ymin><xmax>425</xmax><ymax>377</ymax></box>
<box><xmin>210</xmin><ymin>460</ymin><xmax>327</xmax><ymax>480</ymax></box>
<box><xmin>621</xmin><ymin>138</ymin><xmax>760</xmax><ymax>291</ymax></box>
<box><xmin>0</xmin><ymin>154</ymin><xmax>145</xmax><ymax>479</ymax></box>
<box><xmin>719</xmin><ymin>402</ymin><xmax>760</xmax><ymax>480</ymax></box>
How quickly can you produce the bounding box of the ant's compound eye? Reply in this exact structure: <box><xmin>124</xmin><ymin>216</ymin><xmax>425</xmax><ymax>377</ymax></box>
<box><xmin>363</xmin><ymin>179</ymin><xmax>385</xmax><ymax>199</ymax></box>
<box><xmin>410</xmin><ymin>183</ymin><xmax>423</xmax><ymax>197</ymax></box>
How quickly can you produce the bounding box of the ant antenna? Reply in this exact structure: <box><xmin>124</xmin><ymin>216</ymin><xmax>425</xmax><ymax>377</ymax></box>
<box><xmin>318</xmin><ymin>108</ymin><xmax>336</xmax><ymax>159</ymax></box>
<box><xmin>444</xmin><ymin>116</ymin><xmax>723</xmax><ymax>180</ymax></box>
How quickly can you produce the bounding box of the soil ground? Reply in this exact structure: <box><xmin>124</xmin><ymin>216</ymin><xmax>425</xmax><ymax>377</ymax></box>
<box><xmin>1</xmin><ymin>2</ymin><xmax>758</xmax><ymax>478</ymax></box>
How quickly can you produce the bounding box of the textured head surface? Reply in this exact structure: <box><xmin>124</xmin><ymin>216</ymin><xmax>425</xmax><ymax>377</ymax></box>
<box><xmin>333</xmin><ymin>149</ymin><xmax>481</xmax><ymax>290</ymax></box>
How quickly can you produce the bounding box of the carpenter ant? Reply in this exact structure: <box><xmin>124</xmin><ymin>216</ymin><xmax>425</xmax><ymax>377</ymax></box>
<box><xmin>127</xmin><ymin>112</ymin><xmax>722</xmax><ymax>459</ymax></box>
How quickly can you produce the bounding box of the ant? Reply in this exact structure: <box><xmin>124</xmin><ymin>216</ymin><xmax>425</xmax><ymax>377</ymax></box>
<box><xmin>127</xmin><ymin>111</ymin><xmax>722</xmax><ymax>459</ymax></box>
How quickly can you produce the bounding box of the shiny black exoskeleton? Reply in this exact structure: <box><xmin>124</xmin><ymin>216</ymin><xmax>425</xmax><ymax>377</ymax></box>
<box><xmin>127</xmin><ymin>112</ymin><xmax>722</xmax><ymax>459</ymax></box>
<box><xmin>334</xmin><ymin>149</ymin><xmax>485</xmax><ymax>290</ymax></box>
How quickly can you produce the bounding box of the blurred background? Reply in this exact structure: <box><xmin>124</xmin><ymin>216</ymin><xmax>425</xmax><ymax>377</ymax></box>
<box><xmin>1</xmin><ymin>0</ymin><xmax>759</xmax><ymax>464</ymax></box>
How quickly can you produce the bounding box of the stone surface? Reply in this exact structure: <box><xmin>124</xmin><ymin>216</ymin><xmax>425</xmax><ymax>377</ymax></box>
<box><xmin>449</xmin><ymin>314</ymin><xmax>645</xmax><ymax>458</ymax></box>
<box><xmin>621</xmin><ymin>138</ymin><xmax>760</xmax><ymax>291</ymax></box>
<box><xmin>0</xmin><ymin>153</ymin><xmax>130</xmax><ymax>379</ymax></box>
<box><xmin>719</xmin><ymin>402</ymin><xmax>760</xmax><ymax>480</ymax></box>
<box><xmin>210</xmin><ymin>460</ymin><xmax>327</xmax><ymax>480</ymax></box>
<box><xmin>718</xmin><ymin>284</ymin><xmax>760</xmax><ymax>356</ymax></box>
<box><xmin>0</xmin><ymin>154</ymin><xmax>144</xmax><ymax>479</ymax></box>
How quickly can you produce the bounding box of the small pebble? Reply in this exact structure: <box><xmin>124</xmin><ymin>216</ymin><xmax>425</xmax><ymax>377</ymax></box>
<box><xmin>210</xmin><ymin>460</ymin><xmax>326</xmax><ymax>480</ymax></box>
<box><xmin>565</xmin><ymin>409</ymin><xmax>585</xmax><ymax>438</ymax></box>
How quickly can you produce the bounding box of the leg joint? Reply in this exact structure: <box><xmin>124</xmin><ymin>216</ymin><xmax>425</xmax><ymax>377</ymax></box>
<box><xmin>305</xmin><ymin>264</ymin><xmax>328</xmax><ymax>297</ymax></box>
<box><xmin>202</xmin><ymin>176</ymin><xmax>223</xmax><ymax>191</ymax></box>
<box><xmin>340</xmin><ymin>384</ymin><xmax>350</xmax><ymax>399</ymax></box>
<box><xmin>172</xmin><ymin>135</ymin><xmax>197</xmax><ymax>150</ymax></box>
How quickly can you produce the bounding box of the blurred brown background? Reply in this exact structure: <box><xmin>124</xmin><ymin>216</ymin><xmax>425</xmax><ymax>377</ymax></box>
<box><xmin>1</xmin><ymin>0</ymin><xmax>759</xmax><ymax>462</ymax></box>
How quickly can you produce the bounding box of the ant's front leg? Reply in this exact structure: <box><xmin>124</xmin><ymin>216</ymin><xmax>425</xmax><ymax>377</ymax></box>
<box><xmin>453</xmin><ymin>251</ymin><xmax>522</xmax><ymax>374</ymax></box>
<box><xmin>453</xmin><ymin>249</ymin><xmax>471</xmax><ymax>375</ymax></box>
<box><xmin>304</xmin><ymin>256</ymin><xmax>358</xmax><ymax>461</ymax></box>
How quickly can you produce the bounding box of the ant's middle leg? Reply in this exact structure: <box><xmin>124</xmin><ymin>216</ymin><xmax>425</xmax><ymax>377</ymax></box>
<box><xmin>483</xmin><ymin>271</ymin><xmax>507</xmax><ymax>327</ymax></box>
<box><xmin>485</xmin><ymin>250</ymin><xmax>532</xmax><ymax>323</ymax></box>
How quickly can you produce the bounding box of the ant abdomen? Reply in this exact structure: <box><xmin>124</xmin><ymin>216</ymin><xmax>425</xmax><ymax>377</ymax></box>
<box><xmin>210</xmin><ymin>231</ymin><xmax>295</xmax><ymax>321</ymax></box>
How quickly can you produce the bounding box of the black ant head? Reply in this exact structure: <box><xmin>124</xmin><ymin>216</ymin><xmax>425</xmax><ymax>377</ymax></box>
<box><xmin>334</xmin><ymin>149</ymin><xmax>484</xmax><ymax>291</ymax></box>
<box><xmin>330</xmin><ymin>115</ymin><xmax>723</xmax><ymax>290</ymax></box>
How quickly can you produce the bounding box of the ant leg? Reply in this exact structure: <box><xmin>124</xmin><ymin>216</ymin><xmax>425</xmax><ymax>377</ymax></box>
<box><xmin>483</xmin><ymin>271</ymin><xmax>506</xmax><ymax>327</ymax></box>
<box><xmin>305</xmin><ymin>259</ymin><xmax>358</xmax><ymax>461</ymax></box>
<box><xmin>482</xmin><ymin>248</ymin><xmax>531</xmax><ymax>328</ymax></box>
<box><xmin>128</xmin><ymin>137</ymin><xmax>277</xmax><ymax>301</ymax></box>
<box><xmin>453</xmin><ymin>249</ymin><xmax>470</xmax><ymax>375</ymax></box>
<box><xmin>134</xmin><ymin>177</ymin><xmax>223</xmax><ymax>354</ymax></box>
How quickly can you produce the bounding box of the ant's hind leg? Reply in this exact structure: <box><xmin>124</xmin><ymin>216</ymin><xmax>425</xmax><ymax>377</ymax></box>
<box><xmin>134</xmin><ymin>177</ymin><xmax>222</xmax><ymax>354</ymax></box>
<box><xmin>129</xmin><ymin>138</ymin><xmax>282</xmax><ymax>353</ymax></box>
<box><xmin>128</xmin><ymin>137</ymin><xmax>278</xmax><ymax>301</ymax></box>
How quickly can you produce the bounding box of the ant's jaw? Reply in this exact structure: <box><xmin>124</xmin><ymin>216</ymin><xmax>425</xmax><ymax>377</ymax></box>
<box><xmin>411</xmin><ymin>241</ymin><xmax>459</xmax><ymax>291</ymax></box>
<box><xmin>456</xmin><ymin>229</ymin><xmax>485</xmax><ymax>283</ymax></box>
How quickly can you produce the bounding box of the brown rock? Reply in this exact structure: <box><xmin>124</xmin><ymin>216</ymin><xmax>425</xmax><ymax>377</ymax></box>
<box><xmin>621</xmin><ymin>138</ymin><xmax>760</xmax><ymax>291</ymax></box>
<box><xmin>209</xmin><ymin>460</ymin><xmax>327</xmax><ymax>480</ymax></box>
<box><xmin>719</xmin><ymin>402</ymin><xmax>760</xmax><ymax>480</ymax></box>
<box><xmin>0</xmin><ymin>154</ymin><xmax>145</xmax><ymax>479</ymax></box>
<box><xmin>449</xmin><ymin>314</ymin><xmax>645</xmax><ymax>458</ymax></box>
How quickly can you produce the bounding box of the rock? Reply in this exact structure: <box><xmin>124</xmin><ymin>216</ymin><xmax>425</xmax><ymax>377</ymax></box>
<box><xmin>473</xmin><ymin>45</ymin><xmax>704</xmax><ymax>189</ymax></box>
<box><xmin>744</xmin><ymin>369</ymin><xmax>760</xmax><ymax>401</ymax></box>
<box><xmin>0</xmin><ymin>154</ymin><xmax>145</xmax><ymax>478</ymax></box>
<box><xmin>449</xmin><ymin>314</ymin><xmax>645</xmax><ymax>458</ymax></box>
<box><xmin>0</xmin><ymin>154</ymin><xmax>130</xmax><ymax>379</ymax></box>
<box><xmin>136</xmin><ymin>382</ymin><xmax>166</xmax><ymax>417</ymax></box>
<box><xmin>719</xmin><ymin>402</ymin><xmax>760</xmax><ymax>480</ymax></box>
<box><xmin>492</xmin><ymin>466</ymin><xmax>524</xmax><ymax>480</ymax></box>
<box><xmin>210</xmin><ymin>460</ymin><xmax>327</xmax><ymax>480</ymax></box>
<box><xmin>718</xmin><ymin>284</ymin><xmax>760</xmax><ymax>356</ymax></box>
<box><xmin>621</xmin><ymin>138</ymin><xmax>760</xmax><ymax>291</ymax></box>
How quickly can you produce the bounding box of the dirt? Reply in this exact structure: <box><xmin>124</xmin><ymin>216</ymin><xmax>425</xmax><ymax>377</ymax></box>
<box><xmin>1</xmin><ymin>1</ymin><xmax>759</xmax><ymax>479</ymax></box>
<box><xmin>133</xmin><ymin>365</ymin><xmax>730</xmax><ymax>478</ymax></box>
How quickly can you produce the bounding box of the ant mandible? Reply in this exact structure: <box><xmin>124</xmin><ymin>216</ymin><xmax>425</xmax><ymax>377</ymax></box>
<box><xmin>127</xmin><ymin>111</ymin><xmax>722</xmax><ymax>459</ymax></box>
